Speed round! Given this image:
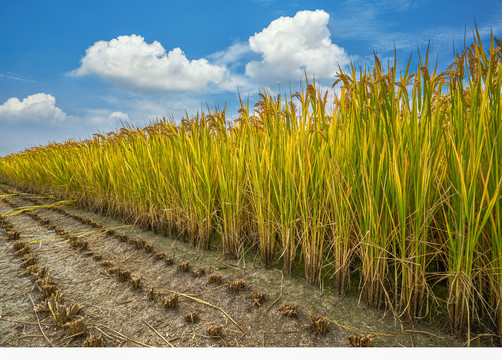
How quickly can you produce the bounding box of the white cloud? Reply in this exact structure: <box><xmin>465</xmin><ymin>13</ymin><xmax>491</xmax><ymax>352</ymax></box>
<box><xmin>81</xmin><ymin>109</ymin><xmax>131</xmax><ymax>128</ymax></box>
<box><xmin>209</xmin><ymin>42</ymin><xmax>253</xmax><ymax>66</ymax></box>
<box><xmin>0</xmin><ymin>93</ymin><xmax>66</xmax><ymax>123</ymax></box>
<box><xmin>108</xmin><ymin>111</ymin><xmax>130</xmax><ymax>124</ymax></box>
<box><xmin>0</xmin><ymin>73</ymin><xmax>29</xmax><ymax>82</ymax></box>
<box><xmin>245</xmin><ymin>10</ymin><xmax>350</xmax><ymax>83</ymax></box>
<box><xmin>68</xmin><ymin>13</ymin><xmax>354</xmax><ymax>95</ymax></box>
<box><xmin>70</xmin><ymin>35</ymin><xmax>229</xmax><ymax>93</ymax></box>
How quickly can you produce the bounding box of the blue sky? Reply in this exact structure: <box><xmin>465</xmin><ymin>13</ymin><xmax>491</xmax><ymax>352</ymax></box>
<box><xmin>0</xmin><ymin>0</ymin><xmax>500</xmax><ymax>156</ymax></box>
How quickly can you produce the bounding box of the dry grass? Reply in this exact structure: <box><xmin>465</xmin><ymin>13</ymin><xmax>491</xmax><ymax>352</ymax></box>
<box><xmin>308</xmin><ymin>315</ymin><xmax>329</xmax><ymax>335</ymax></box>
<box><xmin>192</xmin><ymin>268</ymin><xmax>206</xmax><ymax>277</ymax></box>
<box><xmin>228</xmin><ymin>279</ymin><xmax>245</xmax><ymax>293</ymax></box>
<box><xmin>63</xmin><ymin>316</ymin><xmax>87</xmax><ymax>335</ymax></box>
<box><xmin>279</xmin><ymin>304</ymin><xmax>298</xmax><ymax>318</ymax></box>
<box><xmin>207</xmin><ymin>274</ymin><xmax>222</xmax><ymax>284</ymax></box>
<box><xmin>250</xmin><ymin>292</ymin><xmax>266</xmax><ymax>306</ymax></box>
<box><xmin>207</xmin><ymin>324</ymin><xmax>223</xmax><ymax>337</ymax></box>
<box><xmin>348</xmin><ymin>334</ymin><xmax>373</xmax><ymax>347</ymax></box>
<box><xmin>161</xmin><ymin>293</ymin><xmax>178</xmax><ymax>309</ymax></box>
<box><xmin>177</xmin><ymin>262</ymin><xmax>190</xmax><ymax>272</ymax></box>
<box><xmin>83</xmin><ymin>333</ymin><xmax>103</xmax><ymax>347</ymax></box>
<box><xmin>184</xmin><ymin>312</ymin><xmax>200</xmax><ymax>323</ymax></box>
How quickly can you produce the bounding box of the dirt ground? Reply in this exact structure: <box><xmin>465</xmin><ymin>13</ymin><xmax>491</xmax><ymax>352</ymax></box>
<box><xmin>0</xmin><ymin>183</ymin><xmax>489</xmax><ymax>348</ymax></box>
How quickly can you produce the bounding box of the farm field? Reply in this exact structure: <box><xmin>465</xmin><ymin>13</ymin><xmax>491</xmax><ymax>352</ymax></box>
<box><xmin>0</xmin><ymin>184</ymin><xmax>466</xmax><ymax>347</ymax></box>
<box><xmin>0</xmin><ymin>33</ymin><xmax>501</xmax><ymax>348</ymax></box>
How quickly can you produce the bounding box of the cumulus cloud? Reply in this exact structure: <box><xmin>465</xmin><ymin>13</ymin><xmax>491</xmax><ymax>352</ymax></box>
<box><xmin>245</xmin><ymin>10</ymin><xmax>350</xmax><ymax>83</ymax></box>
<box><xmin>0</xmin><ymin>93</ymin><xmax>66</xmax><ymax>123</ymax></box>
<box><xmin>70</xmin><ymin>35</ymin><xmax>230</xmax><ymax>93</ymax></box>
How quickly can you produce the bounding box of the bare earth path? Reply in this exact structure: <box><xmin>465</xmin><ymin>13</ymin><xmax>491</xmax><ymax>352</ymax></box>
<box><xmin>0</xmin><ymin>183</ymin><xmax>466</xmax><ymax>347</ymax></box>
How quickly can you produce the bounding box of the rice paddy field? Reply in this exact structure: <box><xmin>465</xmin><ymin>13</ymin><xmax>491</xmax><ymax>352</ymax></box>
<box><xmin>1</xmin><ymin>32</ymin><xmax>501</xmax><ymax>346</ymax></box>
